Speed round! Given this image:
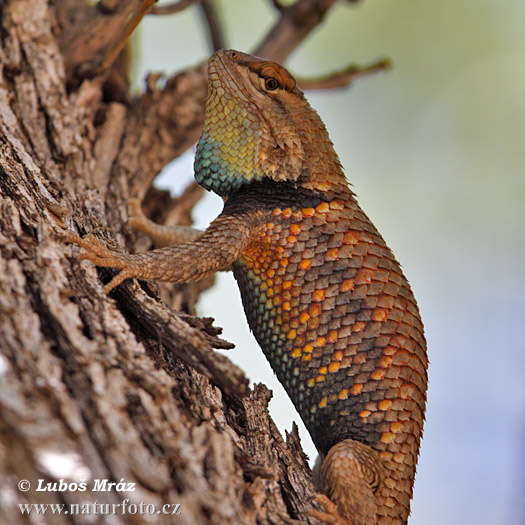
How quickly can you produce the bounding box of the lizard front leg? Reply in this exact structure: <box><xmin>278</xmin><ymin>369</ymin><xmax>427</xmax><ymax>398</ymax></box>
<box><xmin>65</xmin><ymin>210</ymin><xmax>261</xmax><ymax>294</ymax></box>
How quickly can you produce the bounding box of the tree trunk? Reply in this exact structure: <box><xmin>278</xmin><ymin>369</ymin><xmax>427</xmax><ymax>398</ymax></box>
<box><xmin>0</xmin><ymin>1</ymin><xmax>372</xmax><ymax>523</ymax></box>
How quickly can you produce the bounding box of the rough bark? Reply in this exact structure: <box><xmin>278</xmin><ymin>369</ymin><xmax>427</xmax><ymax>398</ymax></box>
<box><xmin>0</xmin><ymin>1</ymin><xmax>370</xmax><ymax>523</ymax></box>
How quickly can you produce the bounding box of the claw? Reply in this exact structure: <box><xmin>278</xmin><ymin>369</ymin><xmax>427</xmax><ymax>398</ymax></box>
<box><xmin>307</xmin><ymin>494</ymin><xmax>349</xmax><ymax>525</ymax></box>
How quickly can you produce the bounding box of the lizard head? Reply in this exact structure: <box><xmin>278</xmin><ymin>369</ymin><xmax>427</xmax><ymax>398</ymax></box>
<box><xmin>195</xmin><ymin>49</ymin><xmax>346</xmax><ymax>196</ymax></box>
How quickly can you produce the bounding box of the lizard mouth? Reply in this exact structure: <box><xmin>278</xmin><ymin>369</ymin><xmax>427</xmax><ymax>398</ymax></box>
<box><xmin>208</xmin><ymin>50</ymin><xmax>259</xmax><ymax>108</ymax></box>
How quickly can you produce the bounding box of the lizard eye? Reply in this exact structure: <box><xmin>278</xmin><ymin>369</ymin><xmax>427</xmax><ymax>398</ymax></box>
<box><xmin>265</xmin><ymin>77</ymin><xmax>280</xmax><ymax>91</ymax></box>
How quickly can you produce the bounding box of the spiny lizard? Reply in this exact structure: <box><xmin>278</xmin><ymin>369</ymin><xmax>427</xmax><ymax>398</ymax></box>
<box><xmin>66</xmin><ymin>50</ymin><xmax>428</xmax><ymax>525</ymax></box>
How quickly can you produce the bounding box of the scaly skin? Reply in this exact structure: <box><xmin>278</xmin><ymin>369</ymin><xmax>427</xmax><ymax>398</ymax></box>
<box><xmin>66</xmin><ymin>50</ymin><xmax>427</xmax><ymax>524</ymax></box>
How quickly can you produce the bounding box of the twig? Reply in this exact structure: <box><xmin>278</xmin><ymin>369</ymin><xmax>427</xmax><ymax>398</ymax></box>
<box><xmin>150</xmin><ymin>0</ymin><xmax>199</xmax><ymax>15</ymax></box>
<box><xmin>254</xmin><ymin>0</ymin><xmax>339</xmax><ymax>63</ymax></box>
<box><xmin>297</xmin><ymin>58</ymin><xmax>391</xmax><ymax>91</ymax></box>
<box><xmin>99</xmin><ymin>0</ymin><xmax>157</xmax><ymax>73</ymax></box>
<box><xmin>198</xmin><ymin>0</ymin><xmax>226</xmax><ymax>52</ymax></box>
<box><xmin>118</xmin><ymin>283</ymin><xmax>249</xmax><ymax>397</ymax></box>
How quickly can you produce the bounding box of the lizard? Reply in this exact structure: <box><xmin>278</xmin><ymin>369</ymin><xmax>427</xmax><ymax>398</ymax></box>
<box><xmin>65</xmin><ymin>49</ymin><xmax>428</xmax><ymax>525</ymax></box>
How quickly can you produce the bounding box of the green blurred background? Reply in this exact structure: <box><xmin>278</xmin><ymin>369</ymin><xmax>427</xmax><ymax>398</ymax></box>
<box><xmin>133</xmin><ymin>1</ymin><xmax>525</xmax><ymax>523</ymax></box>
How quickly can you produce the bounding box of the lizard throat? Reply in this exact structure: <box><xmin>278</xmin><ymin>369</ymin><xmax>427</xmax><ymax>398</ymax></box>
<box><xmin>194</xmin><ymin>131</ymin><xmax>267</xmax><ymax>196</ymax></box>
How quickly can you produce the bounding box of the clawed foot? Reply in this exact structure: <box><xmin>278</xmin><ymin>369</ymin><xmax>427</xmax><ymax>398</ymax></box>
<box><xmin>63</xmin><ymin>233</ymin><xmax>135</xmax><ymax>294</ymax></box>
<box><xmin>307</xmin><ymin>494</ymin><xmax>349</xmax><ymax>525</ymax></box>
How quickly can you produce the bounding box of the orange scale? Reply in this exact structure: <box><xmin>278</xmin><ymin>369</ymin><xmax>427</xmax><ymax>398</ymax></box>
<box><xmin>325</xmin><ymin>248</ymin><xmax>339</xmax><ymax>261</ymax></box>
<box><xmin>390</xmin><ymin>421</ymin><xmax>404</xmax><ymax>433</ymax></box>
<box><xmin>380</xmin><ymin>432</ymin><xmax>395</xmax><ymax>444</ymax></box>
<box><xmin>378</xmin><ymin>356</ymin><xmax>393</xmax><ymax>369</ymax></box>
<box><xmin>356</xmin><ymin>269</ymin><xmax>373</xmax><ymax>284</ymax></box>
<box><xmin>329</xmin><ymin>200</ymin><xmax>345</xmax><ymax>210</ymax></box>
<box><xmin>392</xmin><ymin>453</ymin><xmax>405</xmax><ymax>464</ymax></box>
<box><xmin>382</xmin><ymin>345</ymin><xmax>397</xmax><ymax>356</ymax></box>
<box><xmin>352</xmin><ymin>321</ymin><xmax>366</xmax><ymax>332</ymax></box>
<box><xmin>372</xmin><ymin>308</ymin><xmax>389</xmax><ymax>322</ymax></box>
<box><xmin>327</xmin><ymin>330</ymin><xmax>338</xmax><ymax>343</ymax></box>
<box><xmin>301</xmin><ymin>207</ymin><xmax>315</xmax><ymax>218</ymax></box>
<box><xmin>350</xmin><ymin>383</ymin><xmax>363</xmax><ymax>395</ymax></box>
<box><xmin>282</xmin><ymin>208</ymin><xmax>292</xmax><ymax>219</ymax></box>
<box><xmin>289</xmin><ymin>223</ymin><xmax>301</xmax><ymax>234</ymax></box>
<box><xmin>399</xmin><ymin>383</ymin><xmax>415</xmax><ymax>400</ymax></box>
<box><xmin>287</xmin><ymin>235</ymin><xmax>297</xmax><ymax>243</ymax></box>
<box><xmin>342</xmin><ymin>231</ymin><xmax>360</xmax><ymax>245</ymax></box>
<box><xmin>378</xmin><ymin>400</ymin><xmax>392</xmax><ymax>411</ymax></box>
<box><xmin>339</xmin><ymin>279</ymin><xmax>355</xmax><ymax>292</ymax></box>
<box><xmin>328</xmin><ymin>362</ymin><xmax>340</xmax><ymax>373</ymax></box>
<box><xmin>315</xmin><ymin>202</ymin><xmax>330</xmax><ymax>213</ymax></box>
<box><xmin>338</xmin><ymin>388</ymin><xmax>349</xmax><ymax>400</ymax></box>
<box><xmin>332</xmin><ymin>350</ymin><xmax>343</xmax><ymax>361</ymax></box>
<box><xmin>316</xmin><ymin>181</ymin><xmax>332</xmax><ymax>192</ymax></box>
<box><xmin>291</xmin><ymin>348</ymin><xmax>302</xmax><ymax>358</ymax></box>
<box><xmin>312</xmin><ymin>289</ymin><xmax>325</xmax><ymax>302</ymax></box>
<box><xmin>302</xmin><ymin>353</ymin><xmax>312</xmax><ymax>362</ymax></box>
<box><xmin>371</xmin><ymin>369</ymin><xmax>386</xmax><ymax>380</ymax></box>
<box><xmin>299</xmin><ymin>259</ymin><xmax>311</xmax><ymax>270</ymax></box>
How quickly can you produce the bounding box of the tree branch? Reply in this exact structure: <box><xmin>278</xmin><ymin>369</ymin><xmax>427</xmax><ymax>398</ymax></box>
<box><xmin>150</xmin><ymin>0</ymin><xmax>199</xmax><ymax>15</ymax></box>
<box><xmin>297</xmin><ymin>58</ymin><xmax>391</xmax><ymax>91</ymax></box>
<box><xmin>198</xmin><ymin>0</ymin><xmax>226</xmax><ymax>52</ymax></box>
<box><xmin>254</xmin><ymin>0</ymin><xmax>341</xmax><ymax>63</ymax></box>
